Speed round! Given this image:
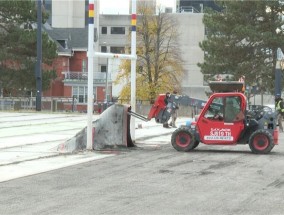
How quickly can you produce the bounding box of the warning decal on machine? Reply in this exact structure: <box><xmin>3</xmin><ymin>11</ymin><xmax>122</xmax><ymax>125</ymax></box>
<box><xmin>204</xmin><ymin>128</ymin><xmax>233</xmax><ymax>141</ymax></box>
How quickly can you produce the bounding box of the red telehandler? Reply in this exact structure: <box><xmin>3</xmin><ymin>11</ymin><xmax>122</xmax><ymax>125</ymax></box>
<box><xmin>135</xmin><ymin>81</ymin><xmax>279</xmax><ymax>154</ymax></box>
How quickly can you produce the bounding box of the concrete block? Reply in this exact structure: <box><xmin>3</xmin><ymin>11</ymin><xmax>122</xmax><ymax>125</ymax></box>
<box><xmin>93</xmin><ymin>104</ymin><xmax>133</xmax><ymax>150</ymax></box>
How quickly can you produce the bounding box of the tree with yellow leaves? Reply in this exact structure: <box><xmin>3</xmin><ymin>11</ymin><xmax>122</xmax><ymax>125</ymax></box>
<box><xmin>114</xmin><ymin>2</ymin><xmax>184</xmax><ymax>104</ymax></box>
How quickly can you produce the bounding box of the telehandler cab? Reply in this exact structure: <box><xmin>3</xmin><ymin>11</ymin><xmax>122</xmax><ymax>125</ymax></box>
<box><xmin>146</xmin><ymin>81</ymin><xmax>279</xmax><ymax>154</ymax></box>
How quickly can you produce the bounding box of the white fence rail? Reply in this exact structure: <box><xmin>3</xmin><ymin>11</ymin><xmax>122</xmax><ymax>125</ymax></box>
<box><xmin>0</xmin><ymin>97</ymin><xmax>75</xmax><ymax>112</ymax></box>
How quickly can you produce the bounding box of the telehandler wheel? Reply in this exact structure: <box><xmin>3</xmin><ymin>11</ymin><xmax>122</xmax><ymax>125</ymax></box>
<box><xmin>192</xmin><ymin>141</ymin><xmax>200</xmax><ymax>149</ymax></box>
<box><xmin>171</xmin><ymin>127</ymin><xmax>198</xmax><ymax>152</ymax></box>
<box><xmin>249</xmin><ymin>129</ymin><xmax>274</xmax><ymax>154</ymax></box>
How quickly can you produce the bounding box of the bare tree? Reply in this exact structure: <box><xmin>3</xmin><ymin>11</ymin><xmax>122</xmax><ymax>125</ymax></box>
<box><xmin>116</xmin><ymin>2</ymin><xmax>184</xmax><ymax>103</ymax></box>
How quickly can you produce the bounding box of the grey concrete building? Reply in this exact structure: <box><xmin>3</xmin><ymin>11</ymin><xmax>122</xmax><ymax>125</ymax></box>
<box><xmin>46</xmin><ymin>0</ymin><xmax>208</xmax><ymax>101</ymax></box>
<box><xmin>98</xmin><ymin>12</ymin><xmax>208</xmax><ymax>99</ymax></box>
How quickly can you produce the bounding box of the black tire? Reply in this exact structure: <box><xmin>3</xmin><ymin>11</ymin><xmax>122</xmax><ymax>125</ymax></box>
<box><xmin>249</xmin><ymin>129</ymin><xmax>274</xmax><ymax>154</ymax></box>
<box><xmin>171</xmin><ymin>127</ymin><xmax>197</xmax><ymax>152</ymax></box>
<box><xmin>192</xmin><ymin>141</ymin><xmax>200</xmax><ymax>149</ymax></box>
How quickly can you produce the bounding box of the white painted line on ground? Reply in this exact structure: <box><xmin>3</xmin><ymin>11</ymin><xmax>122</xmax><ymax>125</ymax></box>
<box><xmin>0</xmin><ymin>152</ymin><xmax>114</xmax><ymax>183</ymax></box>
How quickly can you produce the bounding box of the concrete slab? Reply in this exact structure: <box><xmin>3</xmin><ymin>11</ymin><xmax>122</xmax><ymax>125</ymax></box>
<box><xmin>0</xmin><ymin>151</ymin><xmax>114</xmax><ymax>182</ymax></box>
<box><xmin>0</xmin><ymin>111</ymin><xmax>184</xmax><ymax>182</ymax></box>
<box><xmin>0</xmin><ymin>141</ymin><xmax>62</xmax><ymax>166</ymax></box>
<box><xmin>2</xmin><ymin>110</ymin><xmax>279</xmax><ymax>184</ymax></box>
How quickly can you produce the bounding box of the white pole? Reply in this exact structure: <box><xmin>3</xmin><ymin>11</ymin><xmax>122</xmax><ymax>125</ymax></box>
<box><xmin>131</xmin><ymin>0</ymin><xmax>137</xmax><ymax>141</ymax></box>
<box><xmin>87</xmin><ymin>0</ymin><xmax>95</xmax><ymax>150</ymax></box>
<box><xmin>105</xmin><ymin>59</ymin><xmax>109</xmax><ymax>102</ymax></box>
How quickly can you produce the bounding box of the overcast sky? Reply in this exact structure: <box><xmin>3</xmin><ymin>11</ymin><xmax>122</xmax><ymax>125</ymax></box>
<box><xmin>100</xmin><ymin>0</ymin><xmax>176</xmax><ymax>14</ymax></box>
<box><xmin>100</xmin><ymin>0</ymin><xmax>129</xmax><ymax>14</ymax></box>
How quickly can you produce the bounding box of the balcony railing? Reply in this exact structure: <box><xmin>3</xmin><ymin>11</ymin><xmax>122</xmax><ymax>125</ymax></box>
<box><xmin>177</xmin><ymin>6</ymin><xmax>200</xmax><ymax>13</ymax></box>
<box><xmin>62</xmin><ymin>71</ymin><xmax>111</xmax><ymax>83</ymax></box>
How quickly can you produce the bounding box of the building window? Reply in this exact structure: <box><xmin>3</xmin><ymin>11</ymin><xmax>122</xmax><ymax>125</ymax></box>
<box><xmin>110</xmin><ymin>46</ymin><xmax>125</xmax><ymax>54</ymax></box>
<box><xmin>165</xmin><ymin>7</ymin><xmax>173</xmax><ymax>13</ymax></box>
<box><xmin>111</xmin><ymin>27</ymin><xmax>125</xmax><ymax>34</ymax></box>
<box><xmin>57</xmin><ymin>39</ymin><xmax>68</xmax><ymax>49</ymax></box>
<box><xmin>101</xmin><ymin>65</ymin><xmax>107</xmax><ymax>73</ymax></box>
<box><xmin>101</xmin><ymin>26</ymin><xmax>107</xmax><ymax>34</ymax></box>
<box><xmin>94</xmin><ymin>28</ymin><xmax>98</xmax><ymax>42</ymax></box>
<box><xmin>101</xmin><ymin>46</ymin><xmax>107</xmax><ymax>53</ymax></box>
<box><xmin>43</xmin><ymin>0</ymin><xmax>52</xmax><ymax>11</ymax></box>
<box><xmin>72</xmin><ymin>86</ymin><xmax>88</xmax><ymax>104</ymax></box>
<box><xmin>82</xmin><ymin>59</ymin><xmax>86</xmax><ymax>72</ymax></box>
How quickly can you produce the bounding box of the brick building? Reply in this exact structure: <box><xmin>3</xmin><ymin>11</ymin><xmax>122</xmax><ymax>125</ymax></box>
<box><xmin>42</xmin><ymin>0</ymin><xmax>208</xmax><ymax>111</ymax></box>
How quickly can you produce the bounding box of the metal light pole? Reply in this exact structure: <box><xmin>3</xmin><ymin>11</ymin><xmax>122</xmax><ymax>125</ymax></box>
<box><xmin>275</xmin><ymin>48</ymin><xmax>283</xmax><ymax>97</ymax></box>
<box><xmin>36</xmin><ymin>0</ymin><xmax>42</xmax><ymax>111</ymax></box>
<box><xmin>105</xmin><ymin>58</ymin><xmax>109</xmax><ymax>102</ymax></box>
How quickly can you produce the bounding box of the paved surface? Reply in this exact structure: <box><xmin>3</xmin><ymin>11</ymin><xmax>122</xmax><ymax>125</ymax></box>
<box><xmin>0</xmin><ymin>111</ymin><xmax>187</xmax><ymax>182</ymax></box>
<box><xmin>1</xmin><ymin>111</ymin><xmax>284</xmax><ymax>215</ymax></box>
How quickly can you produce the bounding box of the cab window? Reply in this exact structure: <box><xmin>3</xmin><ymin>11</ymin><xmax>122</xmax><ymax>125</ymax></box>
<box><xmin>204</xmin><ymin>97</ymin><xmax>224</xmax><ymax>121</ymax></box>
<box><xmin>224</xmin><ymin>96</ymin><xmax>243</xmax><ymax>122</ymax></box>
